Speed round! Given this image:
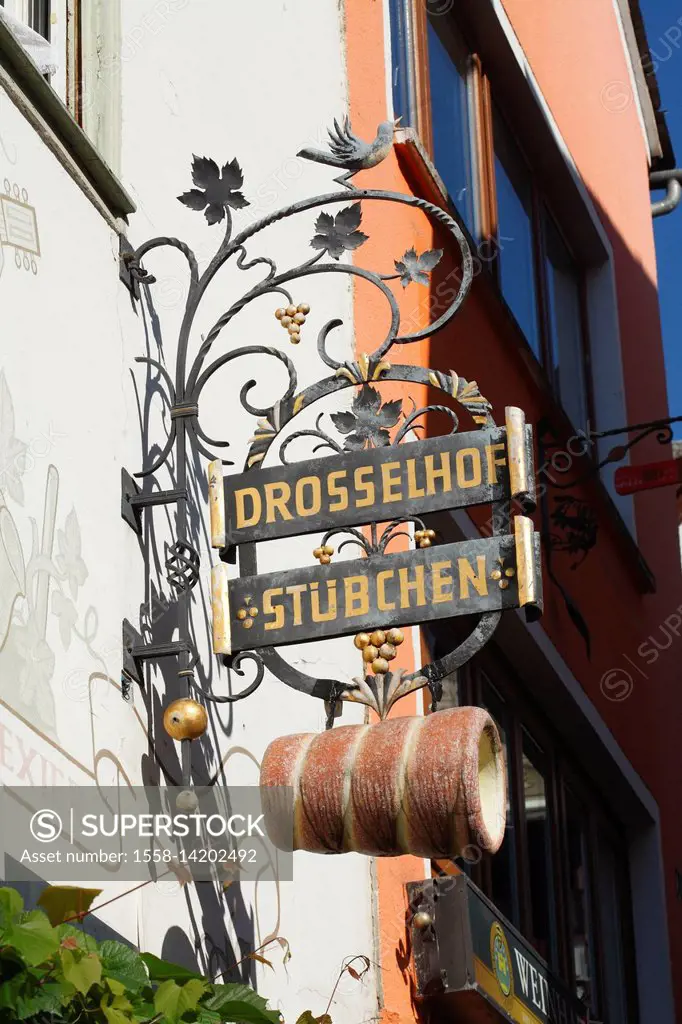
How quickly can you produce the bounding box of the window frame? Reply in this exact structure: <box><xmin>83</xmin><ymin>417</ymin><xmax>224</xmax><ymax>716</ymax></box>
<box><xmin>391</xmin><ymin>0</ymin><xmax>593</xmax><ymax>435</ymax></box>
<box><xmin>430</xmin><ymin>649</ymin><xmax>638</xmax><ymax>1021</ymax></box>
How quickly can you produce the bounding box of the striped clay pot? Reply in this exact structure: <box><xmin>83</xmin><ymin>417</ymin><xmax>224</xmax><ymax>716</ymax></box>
<box><xmin>260</xmin><ymin>706</ymin><xmax>506</xmax><ymax>858</ymax></box>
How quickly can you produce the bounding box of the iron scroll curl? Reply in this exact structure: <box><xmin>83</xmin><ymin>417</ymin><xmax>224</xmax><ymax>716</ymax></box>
<box><xmin>123</xmin><ymin>124</ymin><xmax>510</xmax><ymax>722</ymax></box>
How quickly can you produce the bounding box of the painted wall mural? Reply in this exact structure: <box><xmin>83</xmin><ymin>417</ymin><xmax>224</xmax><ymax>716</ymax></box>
<box><xmin>0</xmin><ymin>179</ymin><xmax>40</xmax><ymax>278</ymax></box>
<box><xmin>0</xmin><ymin>371</ymin><xmax>88</xmax><ymax>737</ymax></box>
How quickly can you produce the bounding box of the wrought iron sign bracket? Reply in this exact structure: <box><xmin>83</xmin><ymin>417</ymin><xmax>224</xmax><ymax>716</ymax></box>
<box><xmin>119</xmin><ymin>116</ymin><xmax>544</xmax><ymax>755</ymax></box>
<box><xmin>122</xmin><ymin>618</ymin><xmax>193</xmax><ymax>692</ymax></box>
<box><xmin>121</xmin><ymin>469</ymin><xmax>188</xmax><ymax>535</ymax></box>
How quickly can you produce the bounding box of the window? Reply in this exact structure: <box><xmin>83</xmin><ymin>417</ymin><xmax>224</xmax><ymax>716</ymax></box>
<box><xmin>493</xmin><ymin>110</ymin><xmax>541</xmax><ymax>357</ymax></box>
<box><xmin>0</xmin><ymin>0</ymin><xmax>49</xmax><ymax>39</ymax></box>
<box><xmin>522</xmin><ymin>733</ymin><xmax>557</xmax><ymax>968</ymax></box>
<box><xmin>426</xmin><ymin>18</ymin><xmax>476</xmax><ymax>235</ymax></box>
<box><xmin>543</xmin><ymin>209</ymin><xmax>590</xmax><ymax>430</ymax></box>
<box><xmin>388</xmin><ymin>1</ymin><xmax>592</xmax><ymax>433</ymax></box>
<box><xmin>0</xmin><ymin>0</ymin><xmax>123</xmax><ymax>177</ymax></box>
<box><xmin>432</xmin><ymin>654</ymin><xmax>636</xmax><ymax>1021</ymax></box>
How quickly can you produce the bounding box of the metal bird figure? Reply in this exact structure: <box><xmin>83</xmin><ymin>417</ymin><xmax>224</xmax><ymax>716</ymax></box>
<box><xmin>298</xmin><ymin>116</ymin><xmax>399</xmax><ymax>188</ymax></box>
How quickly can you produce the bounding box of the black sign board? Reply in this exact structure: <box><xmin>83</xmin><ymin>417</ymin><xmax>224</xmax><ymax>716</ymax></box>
<box><xmin>216</xmin><ymin>424</ymin><xmax>532</xmax><ymax>548</ymax></box>
<box><xmin>409</xmin><ymin>875</ymin><xmax>588</xmax><ymax>1024</ymax></box>
<box><xmin>222</xmin><ymin>526</ymin><xmax>540</xmax><ymax>653</ymax></box>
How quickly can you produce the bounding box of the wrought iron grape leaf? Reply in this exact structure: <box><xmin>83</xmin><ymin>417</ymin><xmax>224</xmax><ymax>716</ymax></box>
<box><xmin>394</xmin><ymin>247</ymin><xmax>443</xmax><ymax>287</ymax></box>
<box><xmin>178</xmin><ymin>155</ymin><xmax>249</xmax><ymax>224</ymax></box>
<box><xmin>310</xmin><ymin>203</ymin><xmax>368</xmax><ymax>260</ymax></box>
<box><xmin>330</xmin><ymin>384</ymin><xmax>402</xmax><ymax>450</ymax></box>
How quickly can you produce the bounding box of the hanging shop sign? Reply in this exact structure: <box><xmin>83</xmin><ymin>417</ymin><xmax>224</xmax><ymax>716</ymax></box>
<box><xmin>121</xmin><ymin>119</ymin><xmax>545</xmax><ymax>732</ymax></box>
<box><xmin>209</xmin><ymin>408</ymin><xmax>540</xmax><ymax>657</ymax></box>
<box><xmin>216</xmin><ymin>423</ymin><xmax>531</xmax><ymax>547</ymax></box>
<box><xmin>214</xmin><ymin>520</ymin><xmax>537</xmax><ymax>654</ymax></box>
<box><xmin>409</xmin><ymin>875</ymin><xmax>588</xmax><ymax>1024</ymax></box>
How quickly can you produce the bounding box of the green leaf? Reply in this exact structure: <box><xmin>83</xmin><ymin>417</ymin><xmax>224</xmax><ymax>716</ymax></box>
<box><xmin>196</xmin><ymin>1009</ymin><xmax>222</xmax><ymax>1024</ymax></box>
<box><xmin>5</xmin><ymin>910</ymin><xmax>59</xmax><ymax>966</ymax></box>
<box><xmin>57</xmin><ymin>922</ymin><xmax>99</xmax><ymax>953</ymax></box>
<box><xmin>100</xmin><ymin>940</ymin><xmax>149</xmax><ymax>994</ymax></box>
<box><xmin>0</xmin><ymin>887</ymin><xmax>23</xmax><ymax>929</ymax></box>
<box><xmin>38</xmin><ymin>885</ymin><xmax>102</xmax><ymax>926</ymax></box>
<box><xmin>141</xmin><ymin>951</ymin><xmax>204</xmax><ymax>982</ymax></box>
<box><xmin>0</xmin><ymin>973</ymin><xmax>64</xmax><ymax>1020</ymax></box>
<box><xmin>154</xmin><ymin>978</ymin><xmax>207</xmax><ymax>1023</ymax></box>
<box><xmin>101</xmin><ymin>1008</ymin><xmax>133</xmax><ymax>1024</ymax></box>
<box><xmin>205</xmin><ymin>985</ymin><xmax>281</xmax><ymax>1024</ymax></box>
<box><xmin>296</xmin><ymin>1014</ymin><xmax>333</xmax><ymax>1024</ymax></box>
<box><xmin>61</xmin><ymin>949</ymin><xmax>102</xmax><ymax>995</ymax></box>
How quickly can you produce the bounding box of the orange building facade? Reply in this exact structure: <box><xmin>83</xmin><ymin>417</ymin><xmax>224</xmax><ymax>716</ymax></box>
<box><xmin>342</xmin><ymin>1</ymin><xmax>681</xmax><ymax>1022</ymax></box>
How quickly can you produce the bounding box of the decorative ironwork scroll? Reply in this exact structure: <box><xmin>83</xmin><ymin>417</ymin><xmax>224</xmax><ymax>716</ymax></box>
<box><xmin>120</xmin><ymin>119</ymin><xmax>541</xmax><ymax>761</ymax></box>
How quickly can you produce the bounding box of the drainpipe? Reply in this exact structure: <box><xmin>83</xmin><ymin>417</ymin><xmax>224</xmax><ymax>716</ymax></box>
<box><xmin>650</xmin><ymin>169</ymin><xmax>682</xmax><ymax>218</ymax></box>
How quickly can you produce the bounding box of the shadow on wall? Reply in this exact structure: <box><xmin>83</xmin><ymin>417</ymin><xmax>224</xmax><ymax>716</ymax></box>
<box><xmin>127</xmin><ymin>282</ymin><xmax>258</xmax><ymax>983</ymax></box>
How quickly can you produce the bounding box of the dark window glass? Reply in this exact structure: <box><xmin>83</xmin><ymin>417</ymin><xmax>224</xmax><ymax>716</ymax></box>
<box><xmin>389</xmin><ymin>0</ymin><xmax>412</xmax><ymax>126</ymax></box>
<box><xmin>596</xmin><ymin>833</ymin><xmax>633</xmax><ymax>1022</ymax></box>
<box><xmin>481</xmin><ymin>679</ymin><xmax>520</xmax><ymax>927</ymax></box>
<box><xmin>0</xmin><ymin>0</ymin><xmax>49</xmax><ymax>39</ymax></box>
<box><xmin>494</xmin><ymin>112</ymin><xmax>540</xmax><ymax>356</ymax></box>
<box><xmin>564</xmin><ymin>787</ymin><xmax>599</xmax><ymax>1015</ymax></box>
<box><xmin>426</xmin><ymin>18</ymin><xmax>476</xmax><ymax>234</ymax></box>
<box><xmin>544</xmin><ymin>210</ymin><xmax>588</xmax><ymax>429</ymax></box>
<box><xmin>522</xmin><ymin>733</ymin><xmax>557</xmax><ymax>966</ymax></box>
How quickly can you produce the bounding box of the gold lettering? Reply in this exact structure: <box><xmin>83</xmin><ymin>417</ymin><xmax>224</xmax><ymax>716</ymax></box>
<box><xmin>263</xmin><ymin>588</ymin><xmax>285</xmax><ymax>630</ymax></box>
<box><xmin>377</xmin><ymin>570</ymin><xmax>396</xmax><ymax>611</ymax></box>
<box><xmin>406</xmin><ymin>458</ymin><xmax>425</xmax><ymax>499</ymax></box>
<box><xmin>328</xmin><ymin>470</ymin><xmax>349</xmax><ymax>512</ymax></box>
<box><xmin>381</xmin><ymin>461</ymin><xmax>402</xmax><ymax>502</ymax></box>
<box><xmin>344</xmin><ymin>575</ymin><xmax>369</xmax><ymax>617</ymax></box>
<box><xmin>310</xmin><ymin>581</ymin><xmax>337</xmax><ymax>622</ymax></box>
<box><xmin>295</xmin><ymin>476</ymin><xmax>322</xmax><ymax>516</ymax></box>
<box><xmin>285</xmin><ymin>584</ymin><xmax>308</xmax><ymax>625</ymax></box>
<box><xmin>431</xmin><ymin>561</ymin><xmax>453</xmax><ymax>603</ymax></box>
<box><xmin>424</xmin><ymin>453</ymin><xmax>451</xmax><ymax>496</ymax></box>
<box><xmin>354</xmin><ymin>466</ymin><xmax>375</xmax><ymax>508</ymax></box>
<box><xmin>399</xmin><ymin>565</ymin><xmax>427</xmax><ymax>609</ymax></box>
<box><xmin>455</xmin><ymin>448</ymin><xmax>482</xmax><ymax>489</ymax></box>
<box><xmin>234</xmin><ymin>487</ymin><xmax>261</xmax><ymax>529</ymax></box>
<box><xmin>264</xmin><ymin>482</ymin><xmax>293</xmax><ymax>523</ymax></box>
<box><xmin>458</xmin><ymin>556</ymin><xmax>488</xmax><ymax>599</ymax></box>
<box><xmin>485</xmin><ymin>443</ymin><xmax>507</xmax><ymax>484</ymax></box>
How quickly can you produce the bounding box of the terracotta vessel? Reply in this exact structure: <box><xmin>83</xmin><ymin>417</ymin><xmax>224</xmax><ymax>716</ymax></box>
<box><xmin>260</xmin><ymin>706</ymin><xmax>506</xmax><ymax>858</ymax></box>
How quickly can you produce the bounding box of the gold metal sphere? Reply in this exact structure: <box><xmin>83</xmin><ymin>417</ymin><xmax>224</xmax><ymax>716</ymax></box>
<box><xmin>297</xmin><ymin>302</ymin><xmax>311</xmax><ymax>314</ymax></box>
<box><xmin>379</xmin><ymin>643</ymin><xmax>396</xmax><ymax>660</ymax></box>
<box><xmin>386</xmin><ymin>628</ymin><xmax>405</xmax><ymax>646</ymax></box>
<box><xmin>370</xmin><ymin>630</ymin><xmax>386</xmax><ymax>647</ymax></box>
<box><xmin>372</xmin><ymin>657</ymin><xmax>390</xmax><ymax>675</ymax></box>
<box><xmin>354</xmin><ymin>632</ymin><xmax>371</xmax><ymax>650</ymax></box>
<box><xmin>281</xmin><ymin>315</ymin><xmax>293</xmax><ymax>328</ymax></box>
<box><xmin>275</xmin><ymin>308</ymin><xmax>285</xmax><ymax>320</ymax></box>
<box><xmin>363</xmin><ymin>644</ymin><xmax>379</xmax><ymax>663</ymax></box>
<box><xmin>163</xmin><ymin>699</ymin><xmax>208</xmax><ymax>741</ymax></box>
<box><xmin>176</xmin><ymin>789</ymin><xmax>199</xmax><ymax>811</ymax></box>
<box><xmin>413</xmin><ymin>911</ymin><xmax>433</xmax><ymax>931</ymax></box>
<box><xmin>285</xmin><ymin>305</ymin><xmax>297</xmax><ymax>317</ymax></box>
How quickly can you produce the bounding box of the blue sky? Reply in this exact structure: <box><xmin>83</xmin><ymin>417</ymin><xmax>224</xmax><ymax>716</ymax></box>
<box><xmin>642</xmin><ymin>0</ymin><xmax>682</xmax><ymax>437</ymax></box>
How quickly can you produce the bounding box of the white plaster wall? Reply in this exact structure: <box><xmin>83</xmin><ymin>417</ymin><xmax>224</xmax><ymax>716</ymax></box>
<box><xmin>0</xmin><ymin>76</ymin><xmax>148</xmax><ymax>943</ymax></box>
<box><xmin>1</xmin><ymin>4</ymin><xmax>382</xmax><ymax>1024</ymax></box>
<box><xmin>116</xmin><ymin>1</ymin><xmax>381</xmax><ymax>1017</ymax></box>
<box><xmin>0</xmin><ymin>1</ymin><xmax>386</xmax><ymax>1018</ymax></box>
